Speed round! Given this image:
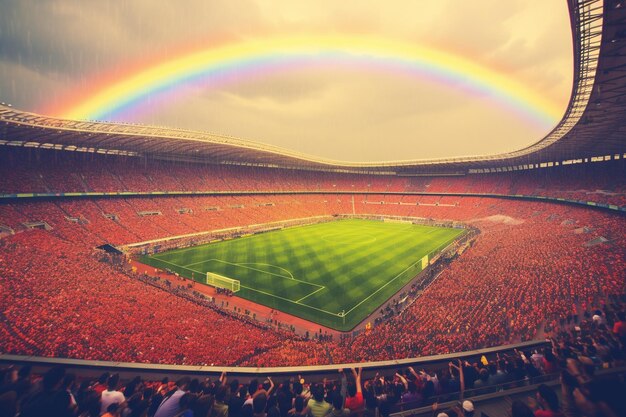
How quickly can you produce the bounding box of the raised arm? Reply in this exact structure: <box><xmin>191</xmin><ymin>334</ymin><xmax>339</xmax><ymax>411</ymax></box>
<box><xmin>449</xmin><ymin>360</ymin><xmax>465</xmax><ymax>400</ymax></box>
<box><xmin>252</xmin><ymin>376</ymin><xmax>275</xmax><ymax>399</ymax></box>
<box><xmin>395</xmin><ymin>372</ymin><xmax>408</xmax><ymax>391</ymax></box>
<box><xmin>351</xmin><ymin>368</ymin><xmax>362</xmax><ymax>394</ymax></box>
<box><xmin>458</xmin><ymin>360</ymin><xmax>465</xmax><ymax>400</ymax></box>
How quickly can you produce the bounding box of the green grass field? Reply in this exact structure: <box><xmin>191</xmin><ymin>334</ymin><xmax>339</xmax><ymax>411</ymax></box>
<box><xmin>141</xmin><ymin>219</ymin><xmax>464</xmax><ymax>331</ymax></box>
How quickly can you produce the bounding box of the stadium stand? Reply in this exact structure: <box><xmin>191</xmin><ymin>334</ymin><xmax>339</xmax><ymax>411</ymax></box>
<box><xmin>0</xmin><ymin>158</ymin><xmax>624</xmax><ymax>367</ymax></box>
<box><xmin>1</xmin><ymin>2</ymin><xmax>626</xmax><ymax>416</ymax></box>
<box><xmin>1</xmin><ymin>148</ymin><xmax>625</xmax><ymax>208</ymax></box>
<box><xmin>1</xmin><ymin>299</ymin><xmax>624</xmax><ymax>417</ymax></box>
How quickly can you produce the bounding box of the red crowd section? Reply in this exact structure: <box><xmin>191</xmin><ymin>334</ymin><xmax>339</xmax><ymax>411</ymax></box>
<box><xmin>1</xmin><ymin>148</ymin><xmax>625</xmax><ymax>207</ymax></box>
<box><xmin>1</xmin><ymin>191</ymin><xmax>624</xmax><ymax>366</ymax></box>
<box><xmin>0</xmin><ymin>194</ymin><xmax>349</xmax><ymax>245</ymax></box>
<box><xmin>0</xmin><ymin>228</ymin><xmax>297</xmax><ymax>365</ymax></box>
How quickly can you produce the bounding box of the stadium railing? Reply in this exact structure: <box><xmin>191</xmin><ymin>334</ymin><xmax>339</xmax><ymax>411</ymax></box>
<box><xmin>390</xmin><ymin>366</ymin><xmax>626</xmax><ymax>417</ymax></box>
<box><xmin>4</xmin><ymin>350</ymin><xmax>626</xmax><ymax>416</ymax></box>
<box><xmin>0</xmin><ymin>339</ymin><xmax>548</xmax><ymax>382</ymax></box>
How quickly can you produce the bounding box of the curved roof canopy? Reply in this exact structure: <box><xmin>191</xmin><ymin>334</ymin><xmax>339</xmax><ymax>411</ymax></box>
<box><xmin>0</xmin><ymin>0</ymin><xmax>624</xmax><ymax>175</ymax></box>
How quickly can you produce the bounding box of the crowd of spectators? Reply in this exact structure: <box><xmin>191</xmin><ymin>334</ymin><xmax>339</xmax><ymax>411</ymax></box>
<box><xmin>0</xmin><ymin>229</ymin><xmax>297</xmax><ymax>365</ymax></box>
<box><xmin>1</xmin><ymin>301</ymin><xmax>625</xmax><ymax>417</ymax></box>
<box><xmin>0</xmin><ymin>195</ymin><xmax>351</xmax><ymax>246</ymax></box>
<box><xmin>1</xmin><ymin>193</ymin><xmax>624</xmax><ymax>368</ymax></box>
<box><xmin>339</xmin><ymin>201</ymin><xmax>625</xmax><ymax>362</ymax></box>
<box><xmin>1</xmin><ymin>148</ymin><xmax>625</xmax><ymax>207</ymax></box>
<box><xmin>1</xmin><ymin>147</ymin><xmax>625</xmax><ymax>371</ymax></box>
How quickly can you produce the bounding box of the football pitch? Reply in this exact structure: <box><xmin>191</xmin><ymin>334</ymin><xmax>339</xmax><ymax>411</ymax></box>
<box><xmin>141</xmin><ymin>219</ymin><xmax>464</xmax><ymax>331</ymax></box>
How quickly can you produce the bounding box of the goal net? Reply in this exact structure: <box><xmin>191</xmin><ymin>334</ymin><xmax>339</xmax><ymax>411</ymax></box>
<box><xmin>206</xmin><ymin>271</ymin><xmax>241</xmax><ymax>292</ymax></box>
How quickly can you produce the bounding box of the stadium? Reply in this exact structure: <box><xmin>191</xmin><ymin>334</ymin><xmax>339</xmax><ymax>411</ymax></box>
<box><xmin>0</xmin><ymin>1</ymin><xmax>625</xmax><ymax>417</ymax></box>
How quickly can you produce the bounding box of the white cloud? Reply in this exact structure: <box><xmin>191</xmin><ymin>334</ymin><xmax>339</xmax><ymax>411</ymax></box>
<box><xmin>0</xmin><ymin>0</ymin><xmax>573</xmax><ymax>162</ymax></box>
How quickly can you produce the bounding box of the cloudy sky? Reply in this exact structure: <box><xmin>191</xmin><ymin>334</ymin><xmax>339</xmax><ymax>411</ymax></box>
<box><xmin>0</xmin><ymin>0</ymin><xmax>573</xmax><ymax>162</ymax></box>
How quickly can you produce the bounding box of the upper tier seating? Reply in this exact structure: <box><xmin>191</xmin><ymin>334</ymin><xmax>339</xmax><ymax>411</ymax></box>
<box><xmin>1</xmin><ymin>148</ymin><xmax>625</xmax><ymax>207</ymax></box>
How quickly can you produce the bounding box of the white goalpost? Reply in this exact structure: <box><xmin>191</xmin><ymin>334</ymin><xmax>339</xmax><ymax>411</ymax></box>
<box><xmin>206</xmin><ymin>271</ymin><xmax>241</xmax><ymax>292</ymax></box>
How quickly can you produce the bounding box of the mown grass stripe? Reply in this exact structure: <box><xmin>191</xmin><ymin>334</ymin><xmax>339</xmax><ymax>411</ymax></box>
<box><xmin>141</xmin><ymin>219</ymin><xmax>464</xmax><ymax>330</ymax></box>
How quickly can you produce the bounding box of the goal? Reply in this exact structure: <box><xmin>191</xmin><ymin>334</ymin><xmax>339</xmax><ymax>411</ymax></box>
<box><xmin>206</xmin><ymin>271</ymin><xmax>241</xmax><ymax>292</ymax></box>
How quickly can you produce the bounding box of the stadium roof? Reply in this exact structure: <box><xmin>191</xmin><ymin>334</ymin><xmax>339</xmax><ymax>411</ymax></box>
<box><xmin>0</xmin><ymin>0</ymin><xmax>624</xmax><ymax>175</ymax></box>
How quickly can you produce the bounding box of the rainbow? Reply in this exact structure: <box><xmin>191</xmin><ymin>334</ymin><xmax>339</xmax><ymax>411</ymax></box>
<box><xmin>55</xmin><ymin>35</ymin><xmax>564</xmax><ymax>127</ymax></box>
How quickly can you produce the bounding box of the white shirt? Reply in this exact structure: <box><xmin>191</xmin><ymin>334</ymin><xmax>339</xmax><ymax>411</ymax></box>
<box><xmin>101</xmin><ymin>389</ymin><xmax>125</xmax><ymax>415</ymax></box>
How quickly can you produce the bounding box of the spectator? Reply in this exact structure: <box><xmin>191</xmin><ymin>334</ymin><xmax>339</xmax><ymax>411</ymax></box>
<box><xmin>344</xmin><ymin>368</ymin><xmax>364</xmax><ymax>416</ymax></box>
<box><xmin>20</xmin><ymin>366</ymin><xmax>73</xmax><ymax>417</ymax></box>
<box><xmin>93</xmin><ymin>373</ymin><xmax>110</xmax><ymax>395</ymax></box>
<box><xmin>612</xmin><ymin>312</ymin><xmax>626</xmax><ymax>343</ymax></box>
<box><xmin>177</xmin><ymin>393</ymin><xmax>194</xmax><ymax>417</ymax></box>
<box><xmin>101</xmin><ymin>374</ymin><xmax>126</xmax><ymax>415</ymax></box>
<box><xmin>253</xmin><ymin>393</ymin><xmax>268</xmax><ymax>417</ymax></box>
<box><xmin>276</xmin><ymin>380</ymin><xmax>294</xmax><ymax>417</ymax></box>
<box><xmin>212</xmin><ymin>385</ymin><xmax>229</xmax><ymax>417</ymax></box>
<box><xmin>308</xmin><ymin>384</ymin><xmax>331</xmax><ymax>417</ymax></box>
<box><xmin>291</xmin><ymin>396</ymin><xmax>308</xmax><ymax>417</ymax></box>
<box><xmin>154</xmin><ymin>377</ymin><xmax>190</xmax><ymax>417</ymax></box>
<box><xmin>529</xmin><ymin>384</ymin><xmax>563</xmax><ymax>417</ymax></box>
<box><xmin>461</xmin><ymin>400</ymin><xmax>474</xmax><ymax>417</ymax></box>
<box><xmin>330</xmin><ymin>392</ymin><xmax>350</xmax><ymax>417</ymax></box>
<box><xmin>229</xmin><ymin>383</ymin><xmax>247</xmax><ymax>417</ymax></box>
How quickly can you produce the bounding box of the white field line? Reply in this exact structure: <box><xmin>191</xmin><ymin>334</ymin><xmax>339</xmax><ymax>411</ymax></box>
<box><xmin>295</xmin><ymin>286</ymin><xmax>326</xmax><ymax>303</ymax></box>
<box><xmin>150</xmin><ymin>257</ymin><xmax>336</xmax><ymax>316</ymax></box>
<box><xmin>239</xmin><ymin>285</ymin><xmax>336</xmax><ymax>316</ymax></box>
<box><xmin>184</xmin><ymin>258</ymin><xmax>322</xmax><ymax>288</ymax></box>
<box><xmin>344</xmin><ymin>259</ymin><xmax>421</xmax><ymax>316</ymax></box>
<box><xmin>238</xmin><ymin>263</ymin><xmax>295</xmax><ymax>279</ymax></box>
<box><xmin>185</xmin><ymin>259</ymin><xmax>216</xmax><ymax>268</ymax></box>
<box><xmin>151</xmin><ymin>257</ymin><xmax>206</xmax><ymax>276</ymax></box>
<box><xmin>151</xmin><ymin>221</ymin><xmax>463</xmax><ymax>321</ymax></box>
<box><xmin>343</xmin><ymin>233</ymin><xmax>463</xmax><ymax>317</ymax></box>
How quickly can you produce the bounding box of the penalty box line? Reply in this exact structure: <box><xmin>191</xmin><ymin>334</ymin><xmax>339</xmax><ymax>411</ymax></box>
<box><xmin>150</xmin><ymin>258</ymin><xmax>208</xmax><ymax>279</ymax></box>
<box><xmin>156</xmin><ymin>258</ymin><xmax>336</xmax><ymax>317</ymax></box>
<box><xmin>239</xmin><ymin>285</ymin><xmax>336</xmax><ymax>317</ymax></box>
<box><xmin>295</xmin><ymin>286</ymin><xmax>326</xmax><ymax>303</ymax></box>
<box><xmin>341</xmin><ymin>236</ymin><xmax>462</xmax><ymax>318</ymax></box>
<box><xmin>343</xmin><ymin>258</ymin><xmax>423</xmax><ymax>318</ymax></box>
<box><xmin>184</xmin><ymin>258</ymin><xmax>324</xmax><ymax>288</ymax></box>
